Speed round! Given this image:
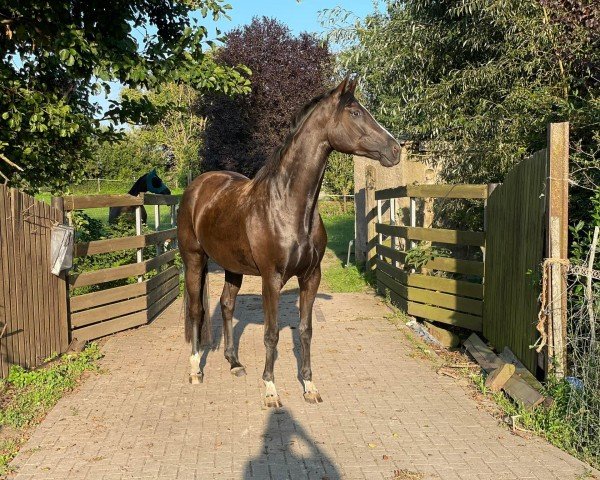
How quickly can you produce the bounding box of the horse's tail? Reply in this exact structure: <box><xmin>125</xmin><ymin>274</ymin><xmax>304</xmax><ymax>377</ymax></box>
<box><xmin>184</xmin><ymin>265</ymin><xmax>212</xmax><ymax>347</ymax></box>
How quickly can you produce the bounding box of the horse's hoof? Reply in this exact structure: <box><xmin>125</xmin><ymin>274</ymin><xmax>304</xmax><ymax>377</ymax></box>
<box><xmin>189</xmin><ymin>373</ymin><xmax>203</xmax><ymax>385</ymax></box>
<box><xmin>264</xmin><ymin>395</ymin><xmax>282</xmax><ymax>408</ymax></box>
<box><xmin>303</xmin><ymin>392</ymin><xmax>323</xmax><ymax>404</ymax></box>
<box><xmin>231</xmin><ymin>366</ymin><xmax>246</xmax><ymax>377</ymax></box>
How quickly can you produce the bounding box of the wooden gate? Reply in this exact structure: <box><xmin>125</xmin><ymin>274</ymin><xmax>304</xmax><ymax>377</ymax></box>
<box><xmin>373</xmin><ymin>184</ymin><xmax>487</xmax><ymax>332</ymax></box>
<box><xmin>61</xmin><ymin>193</ymin><xmax>180</xmax><ymax>341</ymax></box>
<box><xmin>484</xmin><ymin>123</ymin><xmax>569</xmax><ymax>374</ymax></box>
<box><xmin>0</xmin><ymin>185</ymin><xmax>69</xmax><ymax>376</ymax></box>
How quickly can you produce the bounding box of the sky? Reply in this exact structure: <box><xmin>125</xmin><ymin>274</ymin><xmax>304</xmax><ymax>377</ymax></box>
<box><xmin>94</xmin><ymin>0</ymin><xmax>381</xmax><ymax>115</ymax></box>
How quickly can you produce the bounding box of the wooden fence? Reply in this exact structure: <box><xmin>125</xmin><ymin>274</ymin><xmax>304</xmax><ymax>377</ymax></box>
<box><xmin>0</xmin><ymin>185</ymin><xmax>69</xmax><ymax>377</ymax></box>
<box><xmin>373</xmin><ymin>184</ymin><xmax>487</xmax><ymax>332</ymax></box>
<box><xmin>62</xmin><ymin>193</ymin><xmax>180</xmax><ymax>342</ymax></box>
<box><xmin>484</xmin><ymin>123</ymin><xmax>569</xmax><ymax>375</ymax></box>
<box><xmin>369</xmin><ymin>123</ymin><xmax>569</xmax><ymax>376</ymax></box>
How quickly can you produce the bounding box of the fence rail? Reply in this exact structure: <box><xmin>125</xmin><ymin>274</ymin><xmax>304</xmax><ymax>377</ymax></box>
<box><xmin>64</xmin><ymin>193</ymin><xmax>180</xmax><ymax>342</ymax></box>
<box><xmin>373</xmin><ymin>183</ymin><xmax>486</xmax><ymax>332</ymax></box>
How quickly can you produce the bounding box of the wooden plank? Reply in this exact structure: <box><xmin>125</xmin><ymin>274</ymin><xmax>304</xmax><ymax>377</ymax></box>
<box><xmin>426</xmin><ymin>257</ymin><xmax>484</xmax><ymax>276</ymax></box>
<box><xmin>69</xmin><ymin>249</ymin><xmax>178</xmax><ymax>288</ymax></box>
<box><xmin>376</xmin><ymin>224</ymin><xmax>485</xmax><ymax>247</ymax></box>
<box><xmin>10</xmin><ymin>189</ymin><xmax>26</xmax><ymax>367</ymax></box>
<box><xmin>70</xmin><ymin>281</ymin><xmax>146</xmax><ymax>312</ymax></box>
<box><xmin>407</xmin><ymin>226</ymin><xmax>485</xmax><ymax>247</ymax></box>
<box><xmin>499</xmin><ymin>347</ymin><xmax>544</xmax><ymax>392</ymax></box>
<box><xmin>423</xmin><ymin>321</ymin><xmax>460</xmax><ymax>348</ymax></box>
<box><xmin>464</xmin><ymin>333</ymin><xmax>504</xmax><ymax>371</ymax></box>
<box><xmin>71</xmin><ymin>296</ymin><xmax>147</xmax><ymax>328</ymax></box>
<box><xmin>377</xmin><ymin>245</ymin><xmax>483</xmax><ymax>276</ymax></box>
<box><xmin>377</xmin><ymin>267</ymin><xmax>482</xmax><ymax>315</ymax></box>
<box><xmin>51</xmin><ymin>197</ymin><xmax>70</xmax><ymax>353</ymax></box>
<box><xmin>465</xmin><ymin>333</ymin><xmax>545</xmax><ymax>409</ymax></box>
<box><xmin>485</xmin><ymin>363</ymin><xmax>516</xmax><ymax>392</ymax></box>
<box><xmin>377</xmin><ymin>259</ymin><xmax>483</xmax><ymax>299</ymax></box>
<box><xmin>0</xmin><ymin>186</ymin><xmax>13</xmax><ymax>376</ymax></box>
<box><xmin>74</xmin><ymin>227</ymin><xmax>177</xmax><ymax>257</ymax></box>
<box><xmin>375</xmin><ymin>186</ymin><xmax>407</xmax><ymax>200</ymax></box>
<box><xmin>71</xmin><ymin>310</ymin><xmax>148</xmax><ymax>341</ymax></box>
<box><xmin>366</xmin><ymin>166</ymin><xmax>377</xmax><ymax>272</ymax></box>
<box><xmin>407</xmin><ymin>184</ymin><xmax>488</xmax><ymax>199</ymax></box>
<box><xmin>141</xmin><ymin>193</ymin><xmax>180</xmax><ymax>206</ymax></box>
<box><xmin>70</xmin><ymin>265</ymin><xmax>178</xmax><ymax>312</ymax></box>
<box><xmin>21</xmin><ymin>193</ymin><xmax>35</xmax><ymax>368</ymax></box>
<box><xmin>63</xmin><ymin>194</ymin><xmax>143</xmax><ymax>211</ymax></box>
<box><xmin>376</xmin><ymin>244</ymin><xmax>407</xmax><ymax>266</ymax></box>
<box><xmin>147</xmin><ymin>285</ymin><xmax>179</xmax><ymax>321</ymax></box>
<box><xmin>377</xmin><ymin>270</ymin><xmax>482</xmax><ymax>330</ymax></box>
<box><xmin>147</xmin><ymin>275</ymin><xmax>179</xmax><ymax>303</ymax></box>
<box><xmin>407</xmin><ymin>302</ymin><xmax>482</xmax><ymax>331</ymax></box>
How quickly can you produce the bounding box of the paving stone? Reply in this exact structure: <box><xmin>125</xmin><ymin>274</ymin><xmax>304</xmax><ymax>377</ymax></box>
<box><xmin>8</xmin><ymin>270</ymin><xmax>598</xmax><ymax>479</ymax></box>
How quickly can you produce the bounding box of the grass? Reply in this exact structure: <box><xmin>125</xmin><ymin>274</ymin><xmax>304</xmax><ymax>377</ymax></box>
<box><xmin>0</xmin><ymin>345</ymin><xmax>102</xmax><ymax>475</ymax></box>
<box><xmin>321</xmin><ymin>212</ymin><xmax>370</xmax><ymax>293</ymax></box>
<box><xmin>470</xmin><ymin>372</ymin><xmax>599</xmax><ymax>470</ymax></box>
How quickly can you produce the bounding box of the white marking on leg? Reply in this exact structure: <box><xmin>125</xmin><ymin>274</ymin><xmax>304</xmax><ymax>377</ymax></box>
<box><xmin>190</xmin><ymin>353</ymin><xmax>201</xmax><ymax>376</ymax></box>
<box><xmin>264</xmin><ymin>380</ymin><xmax>278</xmax><ymax>398</ymax></box>
<box><xmin>304</xmin><ymin>380</ymin><xmax>319</xmax><ymax>394</ymax></box>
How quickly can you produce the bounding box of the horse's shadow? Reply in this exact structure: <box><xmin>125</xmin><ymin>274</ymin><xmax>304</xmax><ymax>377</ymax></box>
<box><xmin>199</xmin><ymin>290</ymin><xmax>332</xmax><ymax>386</ymax></box>
<box><xmin>241</xmin><ymin>407</ymin><xmax>341</xmax><ymax>479</ymax></box>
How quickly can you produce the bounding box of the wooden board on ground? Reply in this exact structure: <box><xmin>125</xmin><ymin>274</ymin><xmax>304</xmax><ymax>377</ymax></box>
<box><xmin>423</xmin><ymin>321</ymin><xmax>460</xmax><ymax>348</ymax></box>
<box><xmin>485</xmin><ymin>363</ymin><xmax>516</xmax><ymax>392</ymax></box>
<box><xmin>499</xmin><ymin>347</ymin><xmax>544</xmax><ymax>393</ymax></box>
<box><xmin>464</xmin><ymin>333</ymin><xmax>545</xmax><ymax>409</ymax></box>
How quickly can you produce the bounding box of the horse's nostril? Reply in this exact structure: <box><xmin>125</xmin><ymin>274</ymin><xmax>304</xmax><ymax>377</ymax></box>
<box><xmin>392</xmin><ymin>145</ymin><xmax>400</xmax><ymax>156</ymax></box>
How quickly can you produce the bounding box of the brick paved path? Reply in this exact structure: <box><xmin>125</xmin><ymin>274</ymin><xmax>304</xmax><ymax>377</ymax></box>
<box><xmin>9</xmin><ymin>271</ymin><xmax>597</xmax><ymax>480</ymax></box>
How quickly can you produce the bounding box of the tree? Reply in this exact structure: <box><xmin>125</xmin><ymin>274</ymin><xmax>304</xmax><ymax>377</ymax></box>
<box><xmin>0</xmin><ymin>0</ymin><xmax>250</xmax><ymax>192</ymax></box>
<box><xmin>121</xmin><ymin>83</ymin><xmax>206</xmax><ymax>185</ymax></box>
<box><xmin>325</xmin><ymin>1</ymin><xmax>599</xmax><ymax>187</ymax></box>
<box><xmin>200</xmin><ymin>17</ymin><xmax>332</xmax><ymax>177</ymax></box>
<box><xmin>323</xmin><ymin>152</ymin><xmax>354</xmax><ymax>212</ymax></box>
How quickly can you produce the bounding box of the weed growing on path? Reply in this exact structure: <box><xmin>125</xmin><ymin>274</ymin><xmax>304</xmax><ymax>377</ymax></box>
<box><xmin>0</xmin><ymin>344</ymin><xmax>102</xmax><ymax>474</ymax></box>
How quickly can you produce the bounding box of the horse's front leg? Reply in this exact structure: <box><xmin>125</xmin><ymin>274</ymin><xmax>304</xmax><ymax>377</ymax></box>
<box><xmin>262</xmin><ymin>274</ymin><xmax>282</xmax><ymax>408</ymax></box>
<box><xmin>299</xmin><ymin>266</ymin><xmax>323</xmax><ymax>403</ymax></box>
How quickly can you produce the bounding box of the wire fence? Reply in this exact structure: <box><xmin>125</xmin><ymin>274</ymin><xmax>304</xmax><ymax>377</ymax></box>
<box><xmin>563</xmin><ymin>229</ymin><xmax>599</xmax><ymax>465</ymax></box>
<box><xmin>69</xmin><ymin>178</ymin><xmax>138</xmax><ymax>195</ymax></box>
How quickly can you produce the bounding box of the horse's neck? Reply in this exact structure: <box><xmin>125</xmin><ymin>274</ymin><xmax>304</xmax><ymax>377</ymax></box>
<box><xmin>263</xmin><ymin>118</ymin><xmax>331</xmax><ymax>228</ymax></box>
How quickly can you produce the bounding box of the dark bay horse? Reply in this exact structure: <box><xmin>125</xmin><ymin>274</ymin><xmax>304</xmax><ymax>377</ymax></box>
<box><xmin>178</xmin><ymin>77</ymin><xmax>401</xmax><ymax>407</ymax></box>
<box><xmin>108</xmin><ymin>169</ymin><xmax>171</xmax><ymax>224</ymax></box>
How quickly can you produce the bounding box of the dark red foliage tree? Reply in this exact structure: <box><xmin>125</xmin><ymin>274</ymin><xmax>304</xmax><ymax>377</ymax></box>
<box><xmin>200</xmin><ymin>17</ymin><xmax>332</xmax><ymax>176</ymax></box>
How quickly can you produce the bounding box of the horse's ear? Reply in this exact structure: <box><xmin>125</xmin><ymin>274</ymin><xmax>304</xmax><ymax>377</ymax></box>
<box><xmin>333</xmin><ymin>76</ymin><xmax>350</xmax><ymax>96</ymax></box>
<box><xmin>347</xmin><ymin>77</ymin><xmax>358</xmax><ymax>94</ymax></box>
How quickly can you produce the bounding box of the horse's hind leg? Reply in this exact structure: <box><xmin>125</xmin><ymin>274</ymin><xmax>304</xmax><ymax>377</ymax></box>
<box><xmin>221</xmin><ymin>270</ymin><xmax>245</xmax><ymax>376</ymax></box>
<box><xmin>299</xmin><ymin>266</ymin><xmax>323</xmax><ymax>403</ymax></box>
<box><xmin>183</xmin><ymin>249</ymin><xmax>209</xmax><ymax>384</ymax></box>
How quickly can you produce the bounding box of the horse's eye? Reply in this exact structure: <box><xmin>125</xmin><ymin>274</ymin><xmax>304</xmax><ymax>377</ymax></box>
<box><xmin>350</xmin><ymin>110</ymin><xmax>361</xmax><ymax>117</ymax></box>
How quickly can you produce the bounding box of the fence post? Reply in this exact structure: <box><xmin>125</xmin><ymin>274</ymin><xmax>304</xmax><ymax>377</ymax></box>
<box><xmin>365</xmin><ymin>166</ymin><xmax>377</xmax><ymax>272</ymax></box>
<box><xmin>409</xmin><ymin>197</ymin><xmax>417</xmax><ymax>250</ymax></box>
<box><xmin>51</xmin><ymin>196</ymin><xmax>71</xmax><ymax>348</ymax></box>
<box><xmin>135</xmin><ymin>205</ymin><xmax>143</xmax><ymax>283</ymax></box>
<box><xmin>390</xmin><ymin>197</ymin><xmax>398</xmax><ymax>267</ymax></box>
<box><xmin>546</xmin><ymin>122</ymin><xmax>569</xmax><ymax>379</ymax></box>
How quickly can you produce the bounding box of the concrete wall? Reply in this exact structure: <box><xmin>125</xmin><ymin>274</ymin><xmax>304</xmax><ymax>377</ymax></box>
<box><xmin>354</xmin><ymin>147</ymin><xmax>437</xmax><ymax>262</ymax></box>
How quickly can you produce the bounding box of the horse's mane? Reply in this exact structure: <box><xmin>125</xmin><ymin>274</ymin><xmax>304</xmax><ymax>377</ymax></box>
<box><xmin>253</xmin><ymin>88</ymin><xmax>335</xmax><ymax>183</ymax></box>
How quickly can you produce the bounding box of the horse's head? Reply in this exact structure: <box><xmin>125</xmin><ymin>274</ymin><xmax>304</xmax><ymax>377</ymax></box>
<box><xmin>324</xmin><ymin>77</ymin><xmax>401</xmax><ymax>167</ymax></box>
<box><xmin>130</xmin><ymin>169</ymin><xmax>171</xmax><ymax>195</ymax></box>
